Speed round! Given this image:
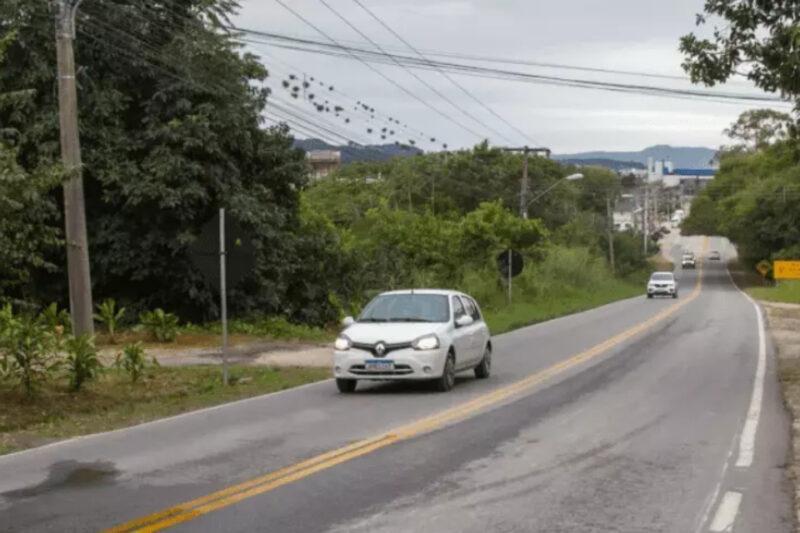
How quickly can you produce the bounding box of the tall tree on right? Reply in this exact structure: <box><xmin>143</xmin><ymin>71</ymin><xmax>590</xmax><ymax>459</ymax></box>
<box><xmin>680</xmin><ymin>1</ymin><xmax>800</xmax><ymax>110</ymax></box>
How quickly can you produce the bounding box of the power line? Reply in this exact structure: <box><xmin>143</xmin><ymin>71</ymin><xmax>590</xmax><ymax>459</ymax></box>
<box><xmin>315</xmin><ymin>0</ymin><xmax>504</xmax><ymax>143</ymax></box>
<box><xmin>78</xmin><ymin>17</ymin><xmax>365</xmax><ymax>148</ymax></box>
<box><xmin>272</xmin><ymin>0</ymin><xmax>462</xmax><ymax>147</ymax></box>
<box><xmin>241</xmin><ymin>28</ymin><xmax>789</xmax><ymax>106</ymax></box>
<box><xmin>349</xmin><ymin>0</ymin><xmax>539</xmax><ymax>145</ymax></box>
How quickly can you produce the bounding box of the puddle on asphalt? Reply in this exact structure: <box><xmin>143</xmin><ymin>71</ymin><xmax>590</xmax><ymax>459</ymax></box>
<box><xmin>2</xmin><ymin>460</ymin><xmax>120</xmax><ymax>499</ymax></box>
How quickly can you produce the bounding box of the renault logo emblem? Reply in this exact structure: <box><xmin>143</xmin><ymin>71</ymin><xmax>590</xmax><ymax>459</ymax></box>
<box><xmin>375</xmin><ymin>342</ymin><xmax>386</xmax><ymax>357</ymax></box>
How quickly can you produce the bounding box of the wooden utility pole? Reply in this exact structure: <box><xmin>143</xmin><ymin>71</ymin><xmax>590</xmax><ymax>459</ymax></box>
<box><xmin>56</xmin><ymin>0</ymin><xmax>94</xmax><ymax>335</ymax></box>
<box><xmin>500</xmin><ymin>146</ymin><xmax>551</xmax><ymax>219</ymax></box>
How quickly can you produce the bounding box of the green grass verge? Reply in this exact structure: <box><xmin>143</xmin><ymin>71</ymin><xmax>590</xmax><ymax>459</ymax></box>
<box><xmin>748</xmin><ymin>280</ymin><xmax>800</xmax><ymax>304</ymax></box>
<box><xmin>0</xmin><ymin>365</ymin><xmax>329</xmax><ymax>455</ymax></box>
<box><xmin>484</xmin><ymin>278</ymin><xmax>644</xmax><ymax>334</ymax></box>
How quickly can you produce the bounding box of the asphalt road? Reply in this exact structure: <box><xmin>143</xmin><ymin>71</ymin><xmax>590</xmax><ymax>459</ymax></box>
<box><xmin>0</xmin><ymin>237</ymin><xmax>792</xmax><ymax>532</ymax></box>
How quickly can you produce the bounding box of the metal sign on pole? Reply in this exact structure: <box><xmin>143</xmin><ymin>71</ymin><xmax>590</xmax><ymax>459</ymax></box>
<box><xmin>219</xmin><ymin>208</ymin><xmax>229</xmax><ymax>386</ymax></box>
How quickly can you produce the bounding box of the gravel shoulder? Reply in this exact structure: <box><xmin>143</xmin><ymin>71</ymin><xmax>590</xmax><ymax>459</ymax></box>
<box><xmin>762</xmin><ymin>300</ymin><xmax>800</xmax><ymax>531</ymax></box>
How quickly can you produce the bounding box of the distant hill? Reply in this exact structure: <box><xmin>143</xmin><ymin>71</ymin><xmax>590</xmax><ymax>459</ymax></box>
<box><xmin>554</xmin><ymin>145</ymin><xmax>717</xmax><ymax>169</ymax></box>
<box><xmin>292</xmin><ymin>139</ymin><xmax>423</xmax><ymax>163</ymax></box>
<box><xmin>558</xmin><ymin>158</ymin><xmax>646</xmax><ymax>171</ymax></box>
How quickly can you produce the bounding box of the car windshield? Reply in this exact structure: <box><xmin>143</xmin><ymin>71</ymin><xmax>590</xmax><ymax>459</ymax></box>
<box><xmin>650</xmin><ymin>273</ymin><xmax>674</xmax><ymax>281</ymax></box>
<box><xmin>358</xmin><ymin>293</ymin><xmax>450</xmax><ymax>323</ymax></box>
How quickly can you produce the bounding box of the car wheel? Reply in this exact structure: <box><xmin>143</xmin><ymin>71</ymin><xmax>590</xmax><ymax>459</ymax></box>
<box><xmin>336</xmin><ymin>378</ymin><xmax>357</xmax><ymax>393</ymax></box>
<box><xmin>672</xmin><ymin>292</ymin><xmax>678</xmax><ymax>299</ymax></box>
<box><xmin>647</xmin><ymin>293</ymin><xmax>653</xmax><ymax>299</ymax></box>
<box><xmin>474</xmin><ymin>345</ymin><xmax>491</xmax><ymax>379</ymax></box>
<box><xmin>435</xmin><ymin>353</ymin><xmax>456</xmax><ymax>392</ymax></box>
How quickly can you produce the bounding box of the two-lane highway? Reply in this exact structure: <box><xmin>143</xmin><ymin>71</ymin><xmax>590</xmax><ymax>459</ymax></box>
<box><xmin>0</xmin><ymin>237</ymin><xmax>791</xmax><ymax>532</ymax></box>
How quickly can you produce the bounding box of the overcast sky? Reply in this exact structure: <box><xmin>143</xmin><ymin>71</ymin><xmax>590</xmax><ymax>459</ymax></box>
<box><xmin>233</xmin><ymin>0</ymin><xmax>790</xmax><ymax>153</ymax></box>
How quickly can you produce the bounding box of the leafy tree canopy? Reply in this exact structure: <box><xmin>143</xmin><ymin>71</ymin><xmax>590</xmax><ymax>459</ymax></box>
<box><xmin>680</xmin><ymin>0</ymin><xmax>800</xmax><ymax>109</ymax></box>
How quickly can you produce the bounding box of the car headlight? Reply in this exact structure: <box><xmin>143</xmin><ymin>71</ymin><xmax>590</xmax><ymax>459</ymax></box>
<box><xmin>412</xmin><ymin>334</ymin><xmax>440</xmax><ymax>351</ymax></box>
<box><xmin>334</xmin><ymin>335</ymin><xmax>351</xmax><ymax>351</ymax></box>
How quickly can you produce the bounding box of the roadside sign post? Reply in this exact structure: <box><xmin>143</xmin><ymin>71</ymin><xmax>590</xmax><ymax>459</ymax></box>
<box><xmin>508</xmin><ymin>249</ymin><xmax>512</xmax><ymax>304</ymax></box>
<box><xmin>497</xmin><ymin>249</ymin><xmax>524</xmax><ymax>305</ymax></box>
<box><xmin>219</xmin><ymin>208</ymin><xmax>229</xmax><ymax>386</ymax></box>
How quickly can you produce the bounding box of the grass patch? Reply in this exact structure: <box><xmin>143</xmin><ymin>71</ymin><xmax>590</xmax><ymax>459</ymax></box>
<box><xmin>484</xmin><ymin>278</ymin><xmax>643</xmax><ymax>334</ymax></box>
<box><xmin>95</xmin><ymin>316</ymin><xmax>335</xmax><ymax>349</ymax></box>
<box><xmin>0</xmin><ymin>365</ymin><xmax>329</xmax><ymax>455</ymax></box>
<box><xmin>749</xmin><ymin>281</ymin><xmax>800</xmax><ymax>304</ymax></box>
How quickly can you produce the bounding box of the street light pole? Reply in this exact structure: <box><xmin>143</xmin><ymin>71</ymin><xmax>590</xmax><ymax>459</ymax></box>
<box><xmin>520</xmin><ymin>148</ymin><xmax>529</xmax><ymax>219</ymax></box>
<box><xmin>56</xmin><ymin>0</ymin><xmax>94</xmax><ymax>335</ymax></box>
<box><xmin>606</xmin><ymin>196</ymin><xmax>616</xmax><ymax>274</ymax></box>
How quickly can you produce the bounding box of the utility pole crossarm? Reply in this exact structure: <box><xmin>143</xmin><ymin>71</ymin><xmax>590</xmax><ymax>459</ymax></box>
<box><xmin>499</xmin><ymin>145</ymin><xmax>552</xmax><ymax>219</ymax></box>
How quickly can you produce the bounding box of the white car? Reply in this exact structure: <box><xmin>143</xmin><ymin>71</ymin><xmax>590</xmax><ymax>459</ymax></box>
<box><xmin>333</xmin><ymin>289</ymin><xmax>492</xmax><ymax>393</ymax></box>
<box><xmin>647</xmin><ymin>271</ymin><xmax>678</xmax><ymax>299</ymax></box>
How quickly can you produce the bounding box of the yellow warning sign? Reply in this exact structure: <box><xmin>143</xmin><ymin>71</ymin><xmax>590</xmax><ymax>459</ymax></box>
<box><xmin>756</xmin><ymin>260</ymin><xmax>771</xmax><ymax>277</ymax></box>
<box><xmin>774</xmin><ymin>260</ymin><xmax>800</xmax><ymax>280</ymax></box>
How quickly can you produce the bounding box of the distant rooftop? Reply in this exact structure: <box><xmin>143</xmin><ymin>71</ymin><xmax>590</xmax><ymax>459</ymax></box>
<box><xmin>306</xmin><ymin>150</ymin><xmax>341</xmax><ymax>162</ymax></box>
<box><xmin>668</xmin><ymin>168</ymin><xmax>715</xmax><ymax>177</ymax></box>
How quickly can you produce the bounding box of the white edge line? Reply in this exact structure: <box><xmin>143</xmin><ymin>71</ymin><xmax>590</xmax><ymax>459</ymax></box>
<box><xmin>709</xmin><ymin>491</ymin><xmax>743</xmax><ymax>532</ymax></box>
<box><xmin>695</xmin><ymin>432</ymin><xmax>738</xmax><ymax>533</ymax></box>
<box><xmin>727</xmin><ymin>266</ymin><xmax>767</xmax><ymax>468</ymax></box>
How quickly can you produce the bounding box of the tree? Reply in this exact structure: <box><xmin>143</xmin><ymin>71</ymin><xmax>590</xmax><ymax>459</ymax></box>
<box><xmin>0</xmin><ymin>1</ymin><xmax>334</xmax><ymax>322</ymax></box>
<box><xmin>680</xmin><ymin>1</ymin><xmax>800</xmax><ymax>112</ymax></box>
<box><xmin>0</xmin><ymin>30</ymin><xmax>62</xmax><ymax>305</ymax></box>
<box><xmin>724</xmin><ymin>109</ymin><xmax>793</xmax><ymax>150</ymax></box>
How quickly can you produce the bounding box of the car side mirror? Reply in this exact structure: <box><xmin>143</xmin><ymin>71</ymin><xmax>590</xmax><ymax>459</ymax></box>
<box><xmin>455</xmin><ymin>315</ymin><xmax>474</xmax><ymax>328</ymax></box>
<box><xmin>342</xmin><ymin>316</ymin><xmax>355</xmax><ymax>327</ymax></box>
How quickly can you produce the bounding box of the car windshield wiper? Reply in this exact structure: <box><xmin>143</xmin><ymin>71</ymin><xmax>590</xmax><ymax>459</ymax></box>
<box><xmin>358</xmin><ymin>318</ymin><xmax>388</xmax><ymax>322</ymax></box>
<box><xmin>389</xmin><ymin>317</ymin><xmax>436</xmax><ymax>322</ymax></box>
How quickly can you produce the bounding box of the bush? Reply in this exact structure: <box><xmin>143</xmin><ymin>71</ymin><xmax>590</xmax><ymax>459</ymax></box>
<box><xmin>94</xmin><ymin>298</ymin><xmax>126</xmax><ymax>343</ymax></box>
<box><xmin>39</xmin><ymin>302</ymin><xmax>71</xmax><ymax>336</ymax></box>
<box><xmin>116</xmin><ymin>342</ymin><xmax>148</xmax><ymax>383</ymax></box>
<box><xmin>139</xmin><ymin>308</ymin><xmax>179</xmax><ymax>342</ymax></box>
<box><xmin>0</xmin><ymin>309</ymin><xmax>59</xmax><ymax>396</ymax></box>
<box><xmin>64</xmin><ymin>334</ymin><xmax>101</xmax><ymax>391</ymax></box>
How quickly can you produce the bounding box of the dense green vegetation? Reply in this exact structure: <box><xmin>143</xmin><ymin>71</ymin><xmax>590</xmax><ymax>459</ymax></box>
<box><xmin>681</xmin><ymin>140</ymin><xmax>800</xmax><ymax>266</ymax></box>
<box><xmin>1</xmin><ymin>1</ymin><xmax>655</xmax><ymax>336</ymax></box>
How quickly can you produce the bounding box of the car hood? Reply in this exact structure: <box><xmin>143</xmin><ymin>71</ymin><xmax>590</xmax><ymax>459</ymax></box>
<box><xmin>342</xmin><ymin>322</ymin><xmax>448</xmax><ymax>344</ymax></box>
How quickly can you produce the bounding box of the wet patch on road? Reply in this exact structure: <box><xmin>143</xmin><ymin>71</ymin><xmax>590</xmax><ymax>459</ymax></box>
<box><xmin>2</xmin><ymin>460</ymin><xmax>120</xmax><ymax>500</ymax></box>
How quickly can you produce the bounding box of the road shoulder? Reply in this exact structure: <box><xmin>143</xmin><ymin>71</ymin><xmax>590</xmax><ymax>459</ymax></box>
<box><xmin>761</xmin><ymin>300</ymin><xmax>800</xmax><ymax>531</ymax></box>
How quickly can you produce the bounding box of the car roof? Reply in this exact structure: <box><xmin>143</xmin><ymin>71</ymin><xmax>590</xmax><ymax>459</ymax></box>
<box><xmin>650</xmin><ymin>271</ymin><xmax>674</xmax><ymax>277</ymax></box>
<box><xmin>379</xmin><ymin>289</ymin><xmax>466</xmax><ymax>297</ymax></box>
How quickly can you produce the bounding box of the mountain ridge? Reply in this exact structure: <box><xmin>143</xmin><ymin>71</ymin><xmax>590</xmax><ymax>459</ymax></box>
<box><xmin>554</xmin><ymin>144</ymin><xmax>717</xmax><ymax>169</ymax></box>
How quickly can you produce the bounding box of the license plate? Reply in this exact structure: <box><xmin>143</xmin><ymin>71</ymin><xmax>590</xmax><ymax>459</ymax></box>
<box><xmin>364</xmin><ymin>360</ymin><xmax>394</xmax><ymax>372</ymax></box>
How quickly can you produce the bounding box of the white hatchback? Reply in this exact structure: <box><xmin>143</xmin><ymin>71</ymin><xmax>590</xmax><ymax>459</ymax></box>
<box><xmin>333</xmin><ymin>289</ymin><xmax>492</xmax><ymax>393</ymax></box>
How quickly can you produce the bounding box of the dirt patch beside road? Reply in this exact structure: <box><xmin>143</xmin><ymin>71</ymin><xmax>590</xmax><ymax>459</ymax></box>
<box><xmin>762</xmin><ymin>301</ymin><xmax>800</xmax><ymax>529</ymax></box>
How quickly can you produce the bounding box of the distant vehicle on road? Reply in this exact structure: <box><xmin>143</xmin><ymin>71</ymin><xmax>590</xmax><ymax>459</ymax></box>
<box><xmin>709</xmin><ymin>250</ymin><xmax>721</xmax><ymax>260</ymax></box>
<box><xmin>333</xmin><ymin>290</ymin><xmax>492</xmax><ymax>393</ymax></box>
<box><xmin>681</xmin><ymin>253</ymin><xmax>696</xmax><ymax>269</ymax></box>
<box><xmin>647</xmin><ymin>272</ymin><xmax>678</xmax><ymax>299</ymax></box>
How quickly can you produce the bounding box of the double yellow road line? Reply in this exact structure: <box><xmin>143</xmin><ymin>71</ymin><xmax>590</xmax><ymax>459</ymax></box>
<box><xmin>109</xmin><ymin>243</ymin><xmax>706</xmax><ymax>532</ymax></box>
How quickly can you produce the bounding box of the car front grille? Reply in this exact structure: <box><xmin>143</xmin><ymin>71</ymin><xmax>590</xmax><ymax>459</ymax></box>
<box><xmin>351</xmin><ymin>341</ymin><xmax>412</xmax><ymax>358</ymax></box>
<box><xmin>348</xmin><ymin>364</ymin><xmax>414</xmax><ymax>376</ymax></box>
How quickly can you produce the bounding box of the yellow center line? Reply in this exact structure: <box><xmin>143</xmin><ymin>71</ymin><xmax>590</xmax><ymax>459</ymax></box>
<box><xmin>107</xmin><ymin>238</ymin><xmax>707</xmax><ymax>532</ymax></box>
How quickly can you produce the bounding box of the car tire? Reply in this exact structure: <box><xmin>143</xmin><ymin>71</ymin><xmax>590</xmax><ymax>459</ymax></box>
<box><xmin>647</xmin><ymin>293</ymin><xmax>653</xmax><ymax>299</ymax></box>
<box><xmin>474</xmin><ymin>345</ymin><xmax>491</xmax><ymax>379</ymax></box>
<box><xmin>672</xmin><ymin>292</ymin><xmax>678</xmax><ymax>299</ymax></box>
<box><xmin>435</xmin><ymin>353</ymin><xmax>456</xmax><ymax>392</ymax></box>
<box><xmin>336</xmin><ymin>378</ymin><xmax>357</xmax><ymax>393</ymax></box>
